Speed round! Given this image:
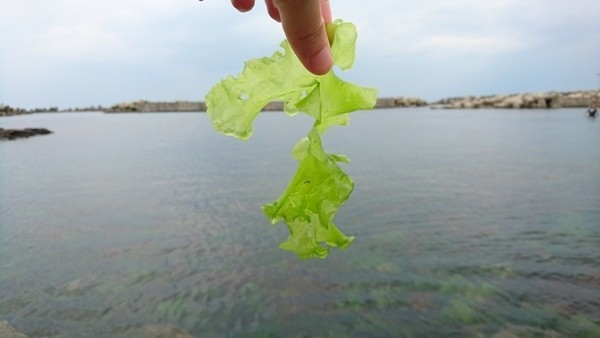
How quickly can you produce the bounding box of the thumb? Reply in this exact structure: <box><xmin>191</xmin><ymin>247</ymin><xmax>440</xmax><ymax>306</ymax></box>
<box><xmin>272</xmin><ymin>0</ymin><xmax>333</xmax><ymax>75</ymax></box>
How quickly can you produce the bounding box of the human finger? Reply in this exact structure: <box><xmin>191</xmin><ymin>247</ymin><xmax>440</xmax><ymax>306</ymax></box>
<box><xmin>265</xmin><ymin>0</ymin><xmax>281</xmax><ymax>21</ymax></box>
<box><xmin>231</xmin><ymin>0</ymin><xmax>256</xmax><ymax>12</ymax></box>
<box><xmin>273</xmin><ymin>0</ymin><xmax>333</xmax><ymax>75</ymax></box>
<box><xmin>320</xmin><ymin>0</ymin><xmax>332</xmax><ymax>24</ymax></box>
<box><xmin>267</xmin><ymin>0</ymin><xmax>331</xmax><ymax>24</ymax></box>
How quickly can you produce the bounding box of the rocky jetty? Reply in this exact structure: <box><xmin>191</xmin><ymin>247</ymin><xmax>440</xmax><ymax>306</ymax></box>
<box><xmin>432</xmin><ymin>90</ymin><xmax>599</xmax><ymax>109</ymax></box>
<box><xmin>0</xmin><ymin>128</ymin><xmax>52</xmax><ymax>140</ymax></box>
<box><xmin>106</xmin><ymin>96</ymin><xmax>427</xmax><ymax>113</ymax></box>
<box><xmin>0</xmin><ymin>104</ymin><xmax>30</xmax><ymax>117</ymax></box>
<box><xmin>253</xmin><ymin>97</ymin><xmax>427</xmax><ymax>110</ymax></box>
<box><xmin>376</xmin><ymin>97</ymin><xmax>428</xmax><ymax>108</ymax></box>
<box><xmin>255</xmin><ymin>97</ymin><xmax>427</xmax><ymax>110</ymax></box>
<box><xmin>107</xmin><ymin>100</ymin><xmax>206</xmax><ymax>113</ymax></box>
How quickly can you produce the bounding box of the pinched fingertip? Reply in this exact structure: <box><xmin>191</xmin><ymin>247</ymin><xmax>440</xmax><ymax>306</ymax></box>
<box><xmin>308</xmin><ymin>46</ymin><xmax>333</xmax><ymax>75</ymax></box>
<box><xmin>265</xmin><ymin>0</ymin><xmax>281</xmax><ymax>22</ymax></box>
<box><xmin>231</xmin><ymin>0</ymin><xmax>255</xmax><ymax>12</ymax></box>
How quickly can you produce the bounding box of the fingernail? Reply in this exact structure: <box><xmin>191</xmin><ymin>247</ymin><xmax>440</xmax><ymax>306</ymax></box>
<box><xmin>309</xmin><ymin>47</ymin><xmax>333</xmax><ymax>75</ymax></box>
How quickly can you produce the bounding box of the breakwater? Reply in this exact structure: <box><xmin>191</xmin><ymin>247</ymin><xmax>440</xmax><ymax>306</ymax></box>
<box><xmin>107</xmin><ymin>100</ymin><xmax>206</xmax><ymax>113</ymax></box>
<box><xmin>105</xmin><ymin>97</ymin><xmax>427</xmax><ymax>113</ymax></box>
<box><xmin>431</xmin><ymin>90</ymin><xmax>599</xmax><ymax>109</ymax></box>
<box><xmin>0</xmin><ymin>104</ymin><xmax>30</xmax><ymax>117</ymax></box>
<box><xmin>105</xmin><ymin>91</ymin><xmax>597</xmax><ymax>113</ymax></box>
<box><xmin>3</xmin><ymin>90</ymin><xmax>597</xmax><ymax>116</ymax></box>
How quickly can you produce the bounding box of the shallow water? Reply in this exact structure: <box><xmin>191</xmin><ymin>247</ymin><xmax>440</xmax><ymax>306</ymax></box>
<box><xmin>1</xmin><ymin>109</ymin><xmax>599</xmax><ymax>337</ymax></box>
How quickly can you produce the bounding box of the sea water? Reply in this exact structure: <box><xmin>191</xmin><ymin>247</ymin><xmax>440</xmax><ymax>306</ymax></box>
<box><xmin>1</xmin><ymin>109</ymin><xmax>598</xmax><ymax>337</ymax></box>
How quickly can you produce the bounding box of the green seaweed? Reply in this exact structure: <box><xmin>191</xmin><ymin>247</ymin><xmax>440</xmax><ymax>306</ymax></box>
<box><xmin>206</xmin><ymin>20</ymin><xmax>377</xmax><ymax>258</ymax></box>
<box><xmin>442</xmin><ymin>299</ymin><xmax>482</xmax><ymax>324</ymax></box>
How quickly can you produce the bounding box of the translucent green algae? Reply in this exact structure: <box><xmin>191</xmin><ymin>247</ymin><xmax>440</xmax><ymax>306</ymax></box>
<box><xmin>206</xmin><ymin>20</ymin><xmax>377</xmax><ymax>258</ymax></box>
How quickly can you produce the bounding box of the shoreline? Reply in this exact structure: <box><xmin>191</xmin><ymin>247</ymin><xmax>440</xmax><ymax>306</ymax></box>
<box><xmin>101</xmin><ymin>90</ymin><xmax>599</xmax><ymax>113</ymax></box>
<box><xmin>2</xmin><ymin>90</ymin><xmax>598</xmax><ymax>116</ymax></box>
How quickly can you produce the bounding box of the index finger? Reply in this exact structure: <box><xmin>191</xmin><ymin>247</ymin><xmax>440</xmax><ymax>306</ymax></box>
<box><xmin>273</xmin><ymin>0</ymin><xmax>333</xmax><ymax>75</ymax></box>
<box><xmin>321</xmin><ymin>0</ymin><xmax>331</xmax><ymax>23</ymax></box>
<box><xmin>268</xmin><ymin>0</ymin><xmax>332</xmax><ymax>24</ymax></box>
<box><xmin>231</xmin><ymin>0</ymin><xmax>256</xmax><ymax>12</ymax></box>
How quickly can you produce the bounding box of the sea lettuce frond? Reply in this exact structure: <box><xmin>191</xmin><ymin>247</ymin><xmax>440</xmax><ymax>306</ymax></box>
<box><xmin>205</xmin><ymin>20</ymin><xmax>377</xmax><ymax>258</ymax></box>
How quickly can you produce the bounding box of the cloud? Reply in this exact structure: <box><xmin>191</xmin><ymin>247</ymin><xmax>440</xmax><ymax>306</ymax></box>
<box><xmin>1</xmin><ymin>0</ymin><xmax>598</xmax><ymax>108</ymax></box>
<box><xmin>36</xmin><ymin>25</ymin><xmax>125</xmax><ymax>60</ymax></box>
<box><xmin>415</xmin><ymin>34</ymin><xmax>525</xmax><ymax>54</ymax></box>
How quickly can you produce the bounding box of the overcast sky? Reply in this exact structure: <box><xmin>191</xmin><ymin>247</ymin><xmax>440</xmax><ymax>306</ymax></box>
<box><xmin>1</xmin><ymin>0</ymin><xmax>599</xmax><ymax>109</ymax></box>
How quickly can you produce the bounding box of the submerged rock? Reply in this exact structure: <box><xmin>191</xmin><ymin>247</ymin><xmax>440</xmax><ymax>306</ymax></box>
<box><xmin>0</xmin><ymin>128</ymin><xmax>52</xmax><ymax>140</ymax></box>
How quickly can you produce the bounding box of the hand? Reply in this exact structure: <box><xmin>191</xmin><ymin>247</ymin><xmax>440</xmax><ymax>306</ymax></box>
<box><xmin>231</xmin><ymin>0</ymin><xmax>333</xmax><ymax>75</ymax></box>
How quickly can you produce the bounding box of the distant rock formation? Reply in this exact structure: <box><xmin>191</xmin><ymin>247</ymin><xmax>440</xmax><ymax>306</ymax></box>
<box><xmin>260</xmin><ymin>97</ymin><xmax>428</xmax><ymax>110</ymax></box>
<box><xmin>255</xmin><ymin>97</ymin><xmax>427</xmax><ymax>110</ymax></box>
<box><xmin>431</xmin><ymin>90</ymin><xmax>599</xmax><ymax>109</ymax></box>
<box><xmin>0</xmin><ymin>104</ymin><xmax>30</xmax><ymax>117</ymax></box>
<box><xmin>106</xmin><ymin>96</ymin><xmax>427</xmax><ymax>113</ymax></box>
<box><xmin>107</xmin><ymin>100</ymin><xmax>207</xmax><ymax>113</ymax></box>
<box><xmin>0</xmin><ymin>128</ymin><xmax>52</xmax><ymax>140</ymax></box>
<box><xmin>10</xmin><ymin>90</ymin><xmax>593</xmax><ymax>115</ymax></box>
<box><xmin>376</xmin><ymin>97</ymin><xmax>428</xmax><ymax>108</ymax></box>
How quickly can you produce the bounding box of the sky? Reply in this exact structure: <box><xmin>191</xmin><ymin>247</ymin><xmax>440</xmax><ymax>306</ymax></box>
<box><xmin>1</xmin><ymin>0</ymin><xmax>599</xmax><ymax>109</ymax></box>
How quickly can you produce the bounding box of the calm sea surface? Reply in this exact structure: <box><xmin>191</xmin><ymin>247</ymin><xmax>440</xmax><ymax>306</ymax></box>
<box><xmin>1</xmin><ymin>109</ymin><xmax>599</xmax><ymax>337</ymax></box>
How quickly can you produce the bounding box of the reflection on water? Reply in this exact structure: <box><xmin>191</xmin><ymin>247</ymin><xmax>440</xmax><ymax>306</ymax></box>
<box><xmin>1</xmin><ymin>109</ymin><xmax>599</xmax><ymax>337</ymax></box>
